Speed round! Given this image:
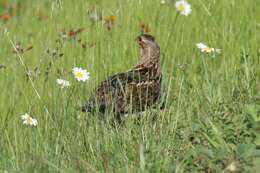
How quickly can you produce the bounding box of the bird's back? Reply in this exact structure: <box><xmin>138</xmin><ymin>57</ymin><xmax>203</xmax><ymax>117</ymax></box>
<box><xmin>83</xmin><ymin>65</ymin><xmax>161</xmax><ymax>114</ymax></box>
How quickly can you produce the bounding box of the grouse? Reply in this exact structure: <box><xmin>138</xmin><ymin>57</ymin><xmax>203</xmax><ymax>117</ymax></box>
<box><xmin>82</xmin><ymin>34</ymin><xmax>162</xmax><ymax>121</ymax></box>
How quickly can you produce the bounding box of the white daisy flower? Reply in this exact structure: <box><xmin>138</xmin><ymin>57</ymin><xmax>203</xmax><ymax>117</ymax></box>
<box><xmin>196</xmin><ymin>42</ymin><xmax>221</xmax><ymax>54</ymax></box>
<box><xmin>72</xmin><ymin>67</ymin><xmax>90</xmax><ymax>82</ymax></box>
<box><xmin>57</xmin><ymin>78</ymin><xmax>71</xmax><ymax>88</ymax></box>
<box><xmin>21</xmin><ymin>113</ymin><xmax>38</xmax><ymax>126</ymax></box>
<box><xmin>175</xmin><ymin>0</ymin><xmax>191</xmax><ymax>16</ymax></box>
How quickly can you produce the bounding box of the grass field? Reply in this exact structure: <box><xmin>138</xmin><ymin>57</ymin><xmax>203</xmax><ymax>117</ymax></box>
<box><xmin>0</xmin><ymin>0</ymin><xmax>260</xmax><ymax>172</ymax></box>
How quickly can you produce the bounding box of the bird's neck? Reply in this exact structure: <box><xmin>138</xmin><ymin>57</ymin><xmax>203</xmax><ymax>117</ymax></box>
<box><xmin>137</xmin><ymin>47</ymin><xmax>160</xmax><ymax>67</ymax></box>
<box><xmin>134</xmin><ymin>47</ymin><xmax>161</xmax><ymax>77</ymax></box>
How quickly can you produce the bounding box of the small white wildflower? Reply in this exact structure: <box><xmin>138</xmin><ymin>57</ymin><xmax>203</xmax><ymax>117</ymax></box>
<box><xmin>21</xmin><ymin>113</ymin><xmax>38</xmax><ymax>126</ymax></box>
<box><xmin>72</xmin><ymin>67</ymin><xmax>90</xmax><ymax>82</ymax></box>
<box><xmin>57</xmin><ymin>79</ymin><xmax>71</xmax><ymax>88</ymax></box>
<box><xmin>196</xmin><ymin>42</ymin><xmax>221</xmax><ymax>54</ymax></box>
<box><xmin>175</xmin><ymin>0</ymin><xmax>191</xmax><ymax>16</ymax></box>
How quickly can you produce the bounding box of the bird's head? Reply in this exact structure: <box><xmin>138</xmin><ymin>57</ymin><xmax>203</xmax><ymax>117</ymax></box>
<box><xmin>137</xmin><ymin>34</ymin><xmax>157</xmax><ymax>49</ymax></box>
<box><xmin>137</xmin><ymin>34</ymin><xmax>160</xmax><ymax>67</ymax></box>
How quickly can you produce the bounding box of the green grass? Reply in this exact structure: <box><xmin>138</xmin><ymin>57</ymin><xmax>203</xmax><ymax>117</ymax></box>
<box><xmin>0</xmin><ymin>0</ymin><xmax>260</xmax><ymax>172</ymax></box>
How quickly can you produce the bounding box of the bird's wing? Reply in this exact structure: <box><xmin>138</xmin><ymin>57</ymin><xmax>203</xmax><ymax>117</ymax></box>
<box><xmin>82</xmin><ymin>66</ymin><xmax>161</xmax><ymax>113</ymax></box>
<box><xmin>98</xmin><ymin>66</ymin><xmax>154</xmax><ymax>89</ymax></box>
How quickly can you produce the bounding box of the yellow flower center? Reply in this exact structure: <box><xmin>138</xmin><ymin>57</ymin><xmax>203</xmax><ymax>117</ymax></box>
<box><xmin>26</xmin><ymin>117</ymin><xmax>33</xmax><ymax>123</ymax></box>
<box><xmin>178</xmin><ymin>4</ymin><xmax>185</xmax><ymax>12</ymax></box>
<box><xmin>75</xmin><ymin>72</ymin><xmax>83</xmax><ymax>78</ymax></box>
<box><xmin>202</xmin><ymin>47</ymin><xmax>214</xmax><ymax>53</ymax></box>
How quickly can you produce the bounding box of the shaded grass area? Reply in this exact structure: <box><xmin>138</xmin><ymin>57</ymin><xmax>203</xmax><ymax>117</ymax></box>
<box><xmin>0</xmin><ymin>0</ymin><xmax>259</xmax><ymax>172</ymax></box>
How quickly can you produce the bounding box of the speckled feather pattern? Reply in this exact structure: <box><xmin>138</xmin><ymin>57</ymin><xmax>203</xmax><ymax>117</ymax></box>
<box><xmin>82</xmin><ymin>34</ymin><xmax>162</xmax><ymax>118</ymax></box>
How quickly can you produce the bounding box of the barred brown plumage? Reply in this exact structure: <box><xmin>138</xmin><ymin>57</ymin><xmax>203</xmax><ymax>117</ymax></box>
<box><xmin>82</xmin><ymin>34</ymin><xmax>162</xmax><ymax>122</ymax></box>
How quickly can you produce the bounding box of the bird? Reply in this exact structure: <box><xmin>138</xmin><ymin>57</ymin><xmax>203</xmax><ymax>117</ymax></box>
<box><xmin>81</xmin><ymin>34</ymin><xmax>162</xmax><ymax>122</ymax></box>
